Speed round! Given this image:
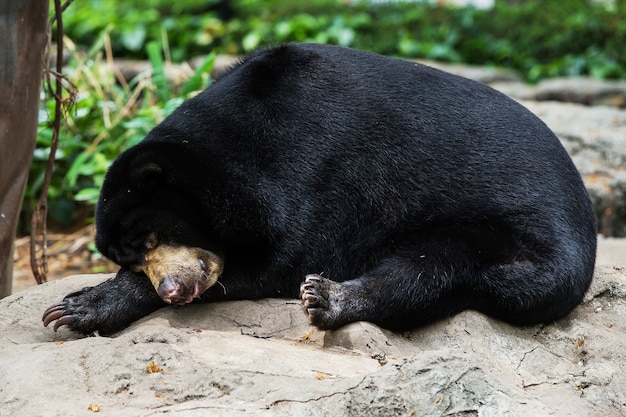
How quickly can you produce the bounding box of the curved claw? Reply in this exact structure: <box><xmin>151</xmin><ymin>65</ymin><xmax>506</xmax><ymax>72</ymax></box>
<box><xmin>42</xmin><ymin>301</ymin><xmax>66</xmax><ymax>319</ymax></box>
<box><xmin>42</xmin><ymin>301</ymin><xmax>78</xmax><ymax>332</ymax></box>
<box><xmin>63</xmin><ymin>289</ymin><xmax>85</xmax><ymax>299</ymax></box>
<box><xmin>303</xmin><ymin>293</ymin><xmax>319</xmax><ymax>306</ymax></box>
<box><xmin>42</xmin><ymin>305</ymin><xmax>66</xmax><ymax>327</ymax></box>
<box><xmin>304</xmin><ymin>274</ymin><xmax>322</xmax><ymax>283</ymax></box>
<box><xmin>53</xmin><ymin>315</ymin><xmax>75</xmax><ymax>332</ymax></box>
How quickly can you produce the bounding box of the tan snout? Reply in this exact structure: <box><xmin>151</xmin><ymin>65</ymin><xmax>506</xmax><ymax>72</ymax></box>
<box><xmin>138</xmin><ymin>244</ymin><xmax>224</xmax><ymax>303</ymax></box>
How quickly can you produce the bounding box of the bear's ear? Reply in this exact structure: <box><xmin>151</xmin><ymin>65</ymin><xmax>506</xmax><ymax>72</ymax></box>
<box><xmin>246</xmin><ymin>44</ymin><xmax>318</xmax><ymax>99</ymax></box>
<box><xmin>130</xmin><ymin>162</ymin><xmax>164</xmax><ymax>190</ymax></box>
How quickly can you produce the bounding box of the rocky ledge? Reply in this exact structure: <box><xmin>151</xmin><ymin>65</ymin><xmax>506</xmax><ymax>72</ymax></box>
<box><xmin>1</xmin><ymin>265</ymin><xmax>625</xmax><ymax>416</ymax></box>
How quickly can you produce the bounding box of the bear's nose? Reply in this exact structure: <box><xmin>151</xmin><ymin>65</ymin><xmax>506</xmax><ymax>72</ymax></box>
<box><xmin>157</xmin><ymin>275</ymin><xmax>187</xmax><ymax>305</ymax></box>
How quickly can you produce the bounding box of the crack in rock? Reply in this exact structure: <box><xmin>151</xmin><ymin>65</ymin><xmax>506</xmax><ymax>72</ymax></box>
<box><xmin>515</xmin><ymin>346</ymin><xmax>540</xmax><ymax>369</ymax></box>
<box><xmin>268</xmin><ymin>375</ymin><xmax>370</xmax><ymax>407</ymax></box>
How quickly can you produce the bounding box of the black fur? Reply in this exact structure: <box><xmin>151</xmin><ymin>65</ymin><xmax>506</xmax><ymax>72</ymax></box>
<box><xmin>44</xmin><ymin>43</ymin><xmax>596</xmax><ymax>335</ymax></box>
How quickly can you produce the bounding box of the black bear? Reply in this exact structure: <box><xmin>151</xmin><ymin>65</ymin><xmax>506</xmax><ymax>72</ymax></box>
<box><xmin>43</xmin><ymin>43</ymin><xmax>597</xmax><ymax>336</ymax></box>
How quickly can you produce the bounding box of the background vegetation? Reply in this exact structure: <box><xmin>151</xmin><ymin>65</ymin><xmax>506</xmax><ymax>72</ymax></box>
<box><xmin>62</xmin><ymin>0</ymin><xmax>626</xmax><ymax>80</ymax></box>
<box><xmin>24</xmin><ymin>0</ymin><xmax>626</xmax><ymax>232</ymax></box>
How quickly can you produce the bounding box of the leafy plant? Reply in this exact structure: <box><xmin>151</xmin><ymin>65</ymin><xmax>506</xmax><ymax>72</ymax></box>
<box><xmin>61</xmin><ymin>0</ymin><xmax>226</xmax><ymax>61</ymax></box>
<box><xmin>60</xmin><ymin>0</ymin><xmax>626</xmax><ymax>82</ymax></box>
<box><xmin>24</xmin><ymin>33</ymin><xmax>214</xmax><ymax>231</ymax></box>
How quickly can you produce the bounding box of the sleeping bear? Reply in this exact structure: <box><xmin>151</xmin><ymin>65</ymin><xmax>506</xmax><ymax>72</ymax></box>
<box><xmin>43</xmin><ymin>43</ymin><xmax>597</xmax><ymax>336</ymax></box>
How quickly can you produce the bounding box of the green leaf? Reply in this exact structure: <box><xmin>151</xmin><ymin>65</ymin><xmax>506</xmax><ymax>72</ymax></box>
<box><xmin>74</xmin><ymin>188</ymin><xmax>102</xmax><ymax>204</ymax></box>
<box><xmin>147</xmin><ymin>41</ymin><xmax>169</xmax><ymax>104</ymax></box>
<box><xmin>180</xmin><ymin>51</ymin><xmax>215</xmax><ymax>97</ymax></box>
<box><xmin>121</xmin><ymin>26</ymin><xmax>147</xmax><ymax>51</ymax></box>
<box><xmin>66</xmin><ymin>152</ymin><xmax>91</xmax><ymax>187</ymax></box>
<box><xmin>242</xmin><ymin>31</ymin><xmax>262</xmax><ymax>52</ymax></box>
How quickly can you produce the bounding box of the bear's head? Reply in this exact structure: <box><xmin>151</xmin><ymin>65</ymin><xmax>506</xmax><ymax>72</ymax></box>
<box><xmin>136</xmin><ymin>236</ymin><xmax>224</xmax><ymax>305</ymax></box>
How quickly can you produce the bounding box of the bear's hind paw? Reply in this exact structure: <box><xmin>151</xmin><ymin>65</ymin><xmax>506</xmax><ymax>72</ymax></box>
<box><xmin>300</xmin><ymin>274</ymin><xmax>351</xmax><ymax>330</ymax></box>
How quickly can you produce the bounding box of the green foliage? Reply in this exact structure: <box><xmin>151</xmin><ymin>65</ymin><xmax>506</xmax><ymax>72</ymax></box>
<box><xmin>456</xmin><ymin>0</ymin><xmax>626</xmax><ymax>81</ymax></box>
<box><xmin>60</xmin><ymin>0</ymin><xmax>626</xmax><ymax>82</ymax></box>
<box><xmin>26</xmin><ymin>36</ymin><xmax>213</xmax><ymax>229</ymax></box>
<box><xmin>61</xmin><ymin>0</ymin><xmax>227</xmax><ymax>61</ymax></box>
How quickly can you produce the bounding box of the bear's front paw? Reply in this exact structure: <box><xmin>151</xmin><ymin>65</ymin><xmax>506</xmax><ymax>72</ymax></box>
<box><xmin>43</xmin><ymin>269</ymin><xmax>167</xmax><ymax>337</ymax></box>
<box><xmin>43</xmin><ymin>287</ymin><xmax>107</xmax><ymax>336</ymax></box>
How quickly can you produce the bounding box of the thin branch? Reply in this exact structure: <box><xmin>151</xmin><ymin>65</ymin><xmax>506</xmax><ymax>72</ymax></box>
<box><xmin>30</xmin><ymin>0</ymin><xmax>74</xmax><ymax>284</ymax></box>
<box><xmin>48</xmin><ymin>0</ymin><xmax>73</xmax><ymax>26</ymax></box>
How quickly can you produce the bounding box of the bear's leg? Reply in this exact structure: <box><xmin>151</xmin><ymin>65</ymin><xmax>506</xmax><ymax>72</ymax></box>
<box><xmin>43</xmin><ymin>268</ymin><xmax>166</xmax><ymax>335</ymax></box>
<box><xmin>301</xmin><ymin>249</ymin><xmax>586</xmax><ymax>330</ymax></box>
<box><xmin>470</xmin><ymin>261</ymin><xmax>591</xmax><ymax>326</ymax></box>
<box><xmin>301</xmin><ymin>251</ymin><xmax>473</xmax><ymax>330</ymax></box>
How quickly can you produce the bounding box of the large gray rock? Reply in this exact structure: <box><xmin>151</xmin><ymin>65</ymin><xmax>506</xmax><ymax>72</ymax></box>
<box><xmin>484</xmin><ymin>75</ymin><xmax>626</xmax><ymax>237</ymax></box>
<box><xmin>1</xmin><ymin>267</ymin><xmax>625</xmax><ymax>416</ymax></box>
<box><xmin>494</xmin><ymin>77</ymin><xmax>626</xmax><ymax>108</ymax></box>
<box><xmin>520</xmin><ymin>100</ymin><xmax>626</xmax><ymax>237</ymax></box>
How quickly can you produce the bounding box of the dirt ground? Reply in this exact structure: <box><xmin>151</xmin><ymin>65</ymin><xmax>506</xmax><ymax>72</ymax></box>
<box><xmin>11</xmin><ymin>225</ymin><xmax>117</xmax><ymax>294</ymax></box>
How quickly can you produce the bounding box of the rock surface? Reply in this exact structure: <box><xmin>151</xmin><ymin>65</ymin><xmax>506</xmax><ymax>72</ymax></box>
<box><xmin>520</xmin><ymin>101</ymin><xmax>626</xmax><ymax>237</ymax></box>
<box><xmin>1</xmin><ymin>264</ymin><xmax>625</xmax><ymax>417</ymax></box>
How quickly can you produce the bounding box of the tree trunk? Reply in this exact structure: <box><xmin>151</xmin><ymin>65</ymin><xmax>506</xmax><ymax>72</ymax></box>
<box><xmin>0</xmin><ymin>1</ymin><xmax>49</xmax><ymax>297</ymax></box>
